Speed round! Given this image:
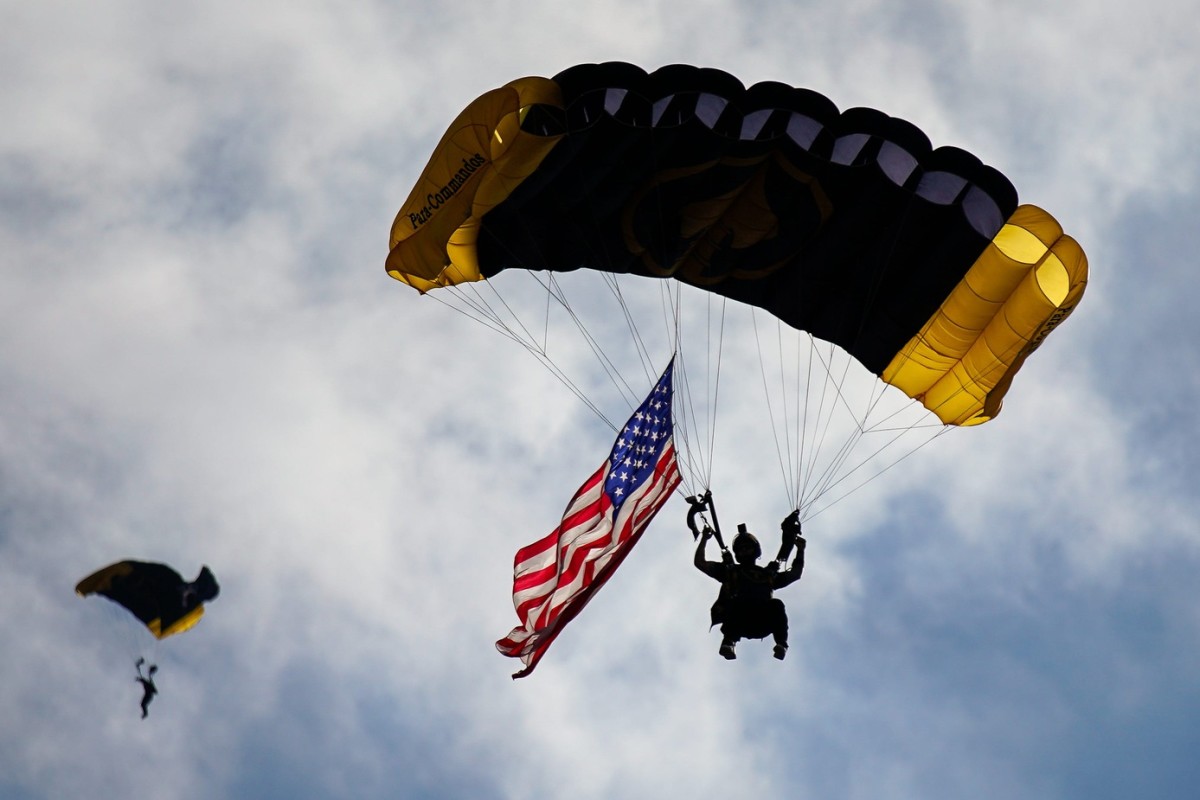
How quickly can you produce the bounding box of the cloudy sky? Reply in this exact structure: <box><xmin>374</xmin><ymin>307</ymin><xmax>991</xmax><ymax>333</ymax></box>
<box><xmin>3</xmin><ymin>1</ymin><xmax>1197</xmax><ymax>798</ymax></box>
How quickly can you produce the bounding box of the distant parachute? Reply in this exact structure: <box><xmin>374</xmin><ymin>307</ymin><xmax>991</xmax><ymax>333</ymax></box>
<box><xmin>76</xmin><ymin>561</ymin><xmax>220</xmax><ymax>639</ymax></box>
<box><xmin>386</xmin><ymin>62</ymin><xmax>1088</xmax><ymax>515</ymax></box>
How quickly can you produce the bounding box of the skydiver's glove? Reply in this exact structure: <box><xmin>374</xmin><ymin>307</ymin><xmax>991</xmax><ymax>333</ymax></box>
<box><xmin>781</xmin><ymin>510</ymin><xmax>801</xmax><ymax>537</ymax></box>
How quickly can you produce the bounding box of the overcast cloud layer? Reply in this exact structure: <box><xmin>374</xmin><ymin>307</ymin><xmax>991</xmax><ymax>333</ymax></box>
<box><xmin>3</xmin><ymin>1</ymin><xmax>1198</xmax><ymax>798</ymax></box>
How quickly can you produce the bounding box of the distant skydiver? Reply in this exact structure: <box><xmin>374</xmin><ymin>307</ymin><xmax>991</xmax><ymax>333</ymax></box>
<box><xmin>688</xmin><ymin>493</ymin><xmax>806</xmax><ymax>660</ymax></box>
<box><xmin>135</xmin><ymin>658</ymin><xmax>158</xmax><ymax>719</ymax></box>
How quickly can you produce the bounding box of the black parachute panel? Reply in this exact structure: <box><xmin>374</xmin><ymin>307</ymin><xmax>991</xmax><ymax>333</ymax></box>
<box><xmin>388</xmin><ymin>62</ymin><xmax>1086</xmax><ymax>426</ymax></box>
<box><xmin>76</xmin><ymin>560</ymin><xmax>220</xmax><ymax>639</ymax></box>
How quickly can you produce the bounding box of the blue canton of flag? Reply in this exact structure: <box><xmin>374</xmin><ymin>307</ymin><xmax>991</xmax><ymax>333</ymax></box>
<box><xmin>603</xmin><ymin>370</ymin><xmax>674</xmax><ymax>512</ymax></box>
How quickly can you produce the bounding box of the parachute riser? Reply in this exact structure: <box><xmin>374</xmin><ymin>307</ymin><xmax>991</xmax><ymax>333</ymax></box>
<box><xmin>686</xmin><ymin>490</ymin><xmax>728</xmax><ymax>552</ymax></box>
<box><xmin>704</xmin><ymin>491</ymin><xmax>728</xmax><ymax>551</ymax></box>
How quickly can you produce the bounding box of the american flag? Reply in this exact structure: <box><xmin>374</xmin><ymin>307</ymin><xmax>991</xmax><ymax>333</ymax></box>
<box><xmin>496</xmin><ymin>359</ymin><xmax>681</xmax><ymax>678</ymax></box>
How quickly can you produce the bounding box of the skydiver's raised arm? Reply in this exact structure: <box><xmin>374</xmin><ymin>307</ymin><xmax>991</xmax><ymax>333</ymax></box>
<box><xmin>694</xmin><ymin>526</ymin><xmax>726</xmax><ymax>581</ymax></box>
<box><xmin>772</xmin><ymin>512</ymin><xmax>806</xmax><ymax>588</ymax></box>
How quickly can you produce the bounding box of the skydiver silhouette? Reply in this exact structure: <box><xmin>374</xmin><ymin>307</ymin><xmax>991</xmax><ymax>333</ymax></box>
<box><xmin>689</xmin><ymin>493</ymin><xmax>806</xmax><ymax>661</ymax></box>
<box><xmin>135</xmin><ymin>657</ymin><xmax>158</xmax><ymax>719</ymax></box>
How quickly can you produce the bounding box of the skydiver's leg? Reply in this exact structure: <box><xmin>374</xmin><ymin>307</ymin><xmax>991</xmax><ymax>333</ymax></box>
<box><xmin>718</xmin><ymin>621</ymin><xmax>740</xmax><ymax>660</ymax></box>
<box><xmin>767</xmin><ymin>599</ymin><xmax>789</xmax><ymax>659</ymax></box>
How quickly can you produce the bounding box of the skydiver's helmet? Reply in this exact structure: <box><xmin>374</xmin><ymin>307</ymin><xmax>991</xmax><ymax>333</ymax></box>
<box><xmin>732</xmin><ymin>524</ymin><xmax>761</xmax><ymax>563</ymax></box>
<box><xmin>193</xmin><ymin>566</ymin><xmax>220</xmax><ymax>603</ymax></box>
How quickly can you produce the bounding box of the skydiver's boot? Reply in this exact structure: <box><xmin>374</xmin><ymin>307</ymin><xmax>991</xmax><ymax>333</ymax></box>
<box><xmin>773</xmin><ymin>643</ymin><xmax>787</xmax><ymax>660</ymax></box>
<box><xmin>719</xmin><ymin>638</ymin><xmax>736</xmax><ymax>660</ymax></box>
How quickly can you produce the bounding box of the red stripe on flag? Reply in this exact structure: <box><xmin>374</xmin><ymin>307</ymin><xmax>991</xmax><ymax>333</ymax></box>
<box><xmin>496</xmin><ymin>442</ymin><xmax>680</xmax><ymax>678</ymax></box>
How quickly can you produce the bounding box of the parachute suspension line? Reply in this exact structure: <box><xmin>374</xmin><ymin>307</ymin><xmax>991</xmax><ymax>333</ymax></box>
<box><xmin>587</xmin><ymin>271</ymin><xmax>720</xmax><ymax>495</ymax></box>
<box><xmin>431</xmin><ymin>201</ymin><xmax>647</xmax><ymax>432</ymax></box>
<box><xmin>144</xmin><ymin>625</ymin><xmax>161</xmax><ymax>667</ymax></box>
<box><xmin>803</xmin><ymin>426</ymin><xmax>951</xmax><ymax>521</ymax></box>
<box><xmin>751</xmin><ymin>313</ymin><xmax>848</xmax><ymax>516</ymax></box>
<box><xmin>669</xmin><ymin>284</ymin><xmax>726</xmax><ymax>496</ymax></box>
<box><xmin>784</xmin><ymin>322</ymin><xmax>832</xmax><ymax>512</ymax></box>
<box><xmin>428</xmin><ymin>279</ymin><xmax>621</xmax><ymax>430</ymax></box>
<box><xmin>100</xmin><ymin>599</ymin><xmax>155</xmax><ymax>666</ymax></box>
<box><xmin>662</xmin><ymin>282</ymin><xmax>700</xmax><ymax>493</ymax></box>
<box><xmin>790</xmin><ymin>335</ymin><xmax>956</xmax><ymax>519</ymax></box>
<box><xmin>540</xmin><ymin>273</ymin><xmax>553</xmax><ymax>353</ymax></box>
<box><xmin>702</xmin><ymin>292</ymin><xmax>727</xmax><ymax>492</ymax></box>
<box><xmin>798</xmin><ymin>338</ymin><xmax>853</xmax><ymax>511</ymax></box>
<box><xmin>668</xmin><ymin>283</ymin><xmax>708</xmax><ymax>495</ymax></box>
<box><xmin>595</xmin><ymin>271</ymin><xmax>710</xmax><ymax>504</ymax></box>
<box><xmin>539</xmin><ymin>272</ymin><xmax>647</xmax><ymax>411</ymax></box>
<box><xmin>749</xmin><ymin>318</ymin><xmax>949</xmax><ymax>522</ymax></box>
<box><xmin>797</xmin><ymin>331</ymin><xmax>818</xmax><ymax>510</ymax></box>
<box><xmin>812</xmin><ymin>417</ymin><xmax>945</xmax><ymax>510</ymax></box>
<box><xmin>762</xmin><ymin>190</ymin><xmax>988</xmax><ymax>518</ymax></box>
<box><xmin>808</xmin><ymin>341</ymin><xmax>869</xmax><ymax>482</ymax></box>
<box><xmin>598</xmin><ymin>271</ymin><xmax>658</xmax><ymax>392</ymax></box>
<box><xmin>752</xmin><ymin>309</ymin><xmax>801</xmax><ymax>511</ymax></box>
<box><xmin>788</xmin><ymin>324</ymin><xmax>805</xmax><ymax>510</ymax></box>
<box><xmin>425</xmin><ymin>279</ymin><xmax>532</xmax><ymax>344</ymax></box>
<box><xmin>765</xmin><ymin>193</ymin><xmax>936</xmax><ymax>516</ymax></box>
<box><xmin>773</xmin><ymin>314</ymin><xmax>802</xmax><ymax>511</ymax></box>
<box><xmin>791</xmin><ymin>194</ymin><xmax>978</xmax><ymax>513</ymax></box>
<box><xmin>801</xmin><ymin>338</ymin><xmax>928</xmax><ymax>517</ymax></box>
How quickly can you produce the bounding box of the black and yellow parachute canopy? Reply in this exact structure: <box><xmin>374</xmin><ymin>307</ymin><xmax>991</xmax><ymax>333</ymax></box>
<box><xmin>387</xmin><ymin>62</ymin><xmax>1087</xmax><ymax>426</ymax></box>
<box><xmin>76</xmin><ymin>560</ymin><xmax>220</xmax><ymax>639</ymax></box>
